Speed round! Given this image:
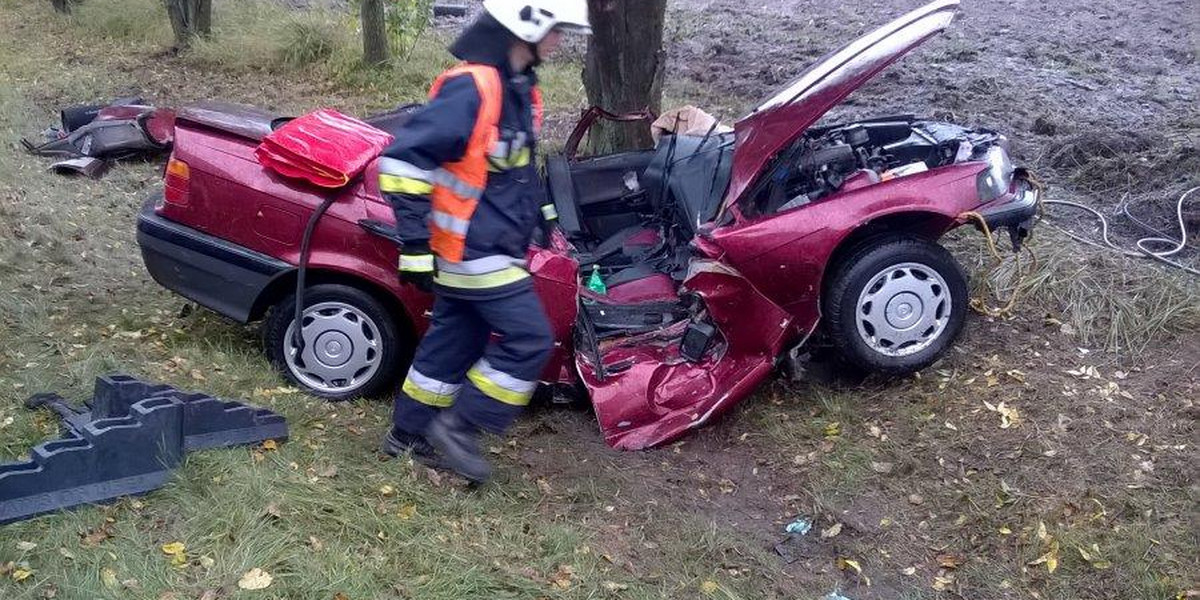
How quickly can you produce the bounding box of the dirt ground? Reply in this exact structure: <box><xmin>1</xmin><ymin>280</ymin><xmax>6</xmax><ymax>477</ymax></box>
<box><xmin>0</xmin><ymin>0</ymin><xmax>1197</xmax><ymax>599</ymax></box>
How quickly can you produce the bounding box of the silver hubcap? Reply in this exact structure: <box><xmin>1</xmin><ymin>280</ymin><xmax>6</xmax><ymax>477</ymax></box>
<box><xmin>855</xmin><ymin>262</ymin><xmax>952</xmax><ymax>358</ymax></box>
<box><xmin>284</xmin><ymin>302</ymin><xmax>382</xmax><ymax>394</ymax></box>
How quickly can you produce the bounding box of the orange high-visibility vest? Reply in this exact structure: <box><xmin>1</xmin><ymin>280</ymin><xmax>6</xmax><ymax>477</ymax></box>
<box><xmin>427</xmin><ymin>64</ymin><xmax>544</xmax><ymax>263</ymax></box>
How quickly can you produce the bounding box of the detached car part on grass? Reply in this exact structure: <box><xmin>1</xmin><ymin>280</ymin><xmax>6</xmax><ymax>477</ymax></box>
<box><xmin>136</xmin><ymin>0</ymin><xmax>1040</xmax><ymax>450</ymax></box>
<box><xmin>0</xmin><ymin>374</ymin><xmax>287</xmax><ymax>524</ymax></box>
<box><xmin>22</xmin><ymin>99</ymin><xmax>176</xmax><ymax>178</ymax></box>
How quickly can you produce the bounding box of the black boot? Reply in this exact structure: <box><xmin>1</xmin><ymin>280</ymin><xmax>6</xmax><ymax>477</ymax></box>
<box><xmin>380</xmin><ymin>428</ymin><xmax>441</xmax><ymax>467</ymax></box>
<box><xmin>425</xmin><ymin>412</ymin><xmax>491</xmax><ymax>484</ymax></box>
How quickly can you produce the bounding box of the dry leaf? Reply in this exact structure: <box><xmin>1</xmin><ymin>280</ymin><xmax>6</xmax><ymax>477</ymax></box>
<box><xmin>307</xmin><ymin>536</ymin><xmax>324</xmax><ymax>551</ymax></box>
<box><xmin>81</xmin><ymin>527</ymin><xmax>111</xmax><ymax>546</ymax></box>
<box><xmin>537</xmin><ymin>478</ymin><xmax>553</xmax><ymax>495</ymax></box>
<box><xmin>821</xmin><ymin>523</ymin><xmax>843</xmax><ymax>539</ymax></box>
<box><xmin>261</xmin><ymin>440</ymin><xmax>278</xmax><ymax>451</ymax></box>
<box><xmin>870</xmin><ymin>461</ymin><xmax>894</xmax><ymax>474</ymax></box>
<box><xmin>379</xmin><ymin>485</ymin><xmax>395</xmax><ymax>497</ymax></box>
<box><xmin>602</xmin><ymin>581</ymin><xmax>628</xmax><ymax>592</ymax></box>
<box><xmin>908</xmin><ymin>494</ymin><xmax>925</xmax><ymax>506</ymax></box>
<box><xmin>238</xmin><ymin>568</ymin><xmax>273</xmax><ymax>590</ymax></box>
<box><xmin>334</xmin><ymin>593</ymin><xmax>350</xmax><ymax>600</ymax></box>
<box><xmin>397</xmin><ymin>504</ymin><xmax>417</xmax><ymax>520</ymax></box>
<box><xmin>823</xmin><ymin>422</ymin><xmax>842</xmax><ymax>438</ymax></box>
<box><xmin>12</xmin><ymin>567</ymin><xmax>33</xmax><ymax>582</ymax></box>
<box><xmin>160</xmin><ymin>542</ymin><xmax>185</xmax><ymax>556</ymax></box>
<box><xmin>936</xmin><ymin>554</ymin><xmax>964</xmax><ymax>569</ymax></box>
<box><xmin>100</xmin><ymin>567</ymin><xmax>118</xmax><ymax>588</ymax></box>
<box><xmin>548</xmin><ymin>564</ymin><xmax>574</xmax><ymax>590</ymax></box>
<box><xmin>198</xmin><ymin>590</ymin><xmax>219</xmax><ymax>600</ymax></box>
<box><xmin>198</xmin><ymin>556</ymin><xmax>215</xmax><ymax>569</ymax></box>
<box><xmin>901</xmin><ymin>566</ymin><xmax>917</xmax><ymax>576</ymax></box>
<box><xmin>700</xmin><ymin>580</ymin><xmax>719</xmax><ymax>594</ymax></box>
<box><xmin>16</xmin><ymin>541</ymin><xmax>36</xmax><ymax>551</ymax></box>
<box><xmin>264</xmin><ymin>503</ymin><xmax>282</xmax><ymax>519</ymax></box>
<box><xmin>932</xmin><ymin>574</ymin><xmax>955</xmax><ymax>591</ymax></box>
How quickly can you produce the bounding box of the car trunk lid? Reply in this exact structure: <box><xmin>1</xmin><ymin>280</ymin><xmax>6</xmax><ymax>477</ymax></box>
<box><xmin>724</xmin><ymin>0</ymin><xmax>961</xmax><ymax>210</ymax></box>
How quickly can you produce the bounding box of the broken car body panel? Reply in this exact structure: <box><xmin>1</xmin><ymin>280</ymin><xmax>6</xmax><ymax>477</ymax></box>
<box><xmin>578</xmin><ymin>261</ymin><xmax>792</xmax><ymax>450</ymax></box>
<box><xmin>727</xmin><ymin>0</ymin><xmax>961</xmax><ymax>207</ymax></box>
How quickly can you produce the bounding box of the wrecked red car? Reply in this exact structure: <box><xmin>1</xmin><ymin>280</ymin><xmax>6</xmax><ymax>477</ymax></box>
<box><xmin>137</xmin><ymin>0</ymin><xmax>1038</xmax><ymax>450</ymax></box>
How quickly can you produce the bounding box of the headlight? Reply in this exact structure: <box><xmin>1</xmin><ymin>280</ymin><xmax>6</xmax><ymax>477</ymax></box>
<box><xmin>976</xmin><ymin>145</ymin><xmax>1014</xmax><ymax>202</ymax></box>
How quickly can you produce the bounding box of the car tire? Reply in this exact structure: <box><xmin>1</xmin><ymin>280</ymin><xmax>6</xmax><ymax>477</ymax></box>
<box><xmin>824</xmin><ymin>235</ymin><xmax>967</xmax><ymax>375</ymax></box>
<box><xmin>263</xmin><ymin>284</ymin><xmax>403</xmax><ymax>401</ymax></box>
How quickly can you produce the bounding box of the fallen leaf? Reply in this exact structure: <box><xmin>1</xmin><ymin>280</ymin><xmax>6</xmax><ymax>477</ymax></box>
<box><xmin>198</xmin><ymin>590</ymin><xmax>219</xmax><ymax>600</ymax></box>
<box><xmin>870</xmin><ymin>461</ymin><xmax>894</xmax><ymax>474</ymax></box>
<box><xmin>537</xmin><ymin>478</ymin><xmax>553</xmax><ymax>495</ymax></box>
<box><xmin>307</xmin><ymin>536</ymin><xmax>324</xmax><ymax>551</ymax></box>
<box><xmin>379</xmin><ymin>485</ymin><xmax>395</xmax><ymax>497</ymax></box>
<box><xmin>602</xmin><ymin>581</ymin><xmax>628</xmax><ymax>592</ymax></box>
<box><xmin>198</xmin><ymin>556</ymin><xmax>215</xmax><ymax>569</ymax></box>
<box><xmin>932</xmin><ymin>574</ymin><xmax>955</xmax><ymax>591</ymax></box>
<box><xmin>1077</xmin><ymin>544</ymin><xmax>1112</xmax><ymax>570</ymax></box>
<box><xmin>902</xmin><ymin>566</ymin><xmax>917</xmax><ymax>576</ymax></box>
<box><xmin>190</xmin><ymin>369</ymin><xmax>206</xmax><ymax>381</ymax></box>
<box><xmin>700</xmin><ymin>580</ymin><xmax>719</xmax><ymax>595</ymax></box>
<box><xmin>260</xmin><ymin>440</ymin><xmax>278</xmax><ymax>451</ymax></box>
<box><xmin>548</xmin><ymin>564</ymin><xmax>574</xmax><ymax>590</ymax></box>
<box><xmin>238</xmin><ymin>568</ymin><xmax>273</xmax><ymax>590</ymax></box>
<box><xmin>824</xmin><ymin>422</ymin><xmax>842</xmax><ymax>438</ymax></box>
<box><xmin>264</xmin><ymin>503</ymin><xmax>282</xmax><ymax>519</ymax></box>
<box><xmin>121</xmin><ymin>578</ymin><xmax>140</xmax><ymax>589</ymax></box>
<box><xmin>936</xmin><ymin>554</ymin><xmax>964</xmax><ymax>569</ymax></box>
<box><xmin>821</xmin><ymin>523</ymin><xmax>843</xmax><ymax>539</ymax></box>
<box><xmin>81</xmin><ymin>527</ymin><xmax>111</xmax><ymax>546</ymax></box>
<box><xmin>12</xmin><ymin>567</ymin><xmax>32</xmax><ymax>582</ymax></box>
<box><xmin>58</xmin><ymin>548</ymin><xmax>75</xmax><ymax>560</ymax></box>
<box><xmin>397</xmin><ymin>504</ymin><xmax>417</xmax><ymax>520</ymax></box>
<box><xmin>16</xmin><ymin>541</ymin><xmax>36</xmax><ymax>551</ymax></box>
<box><xmin>334</xmin><ymin>593</ymin><xmax>350</xmax><ymax>600</ymax></box>
<box><xmin>908</xmin><ymin>494</ymin><xmax>925</xmax><ymax>506</ymax></box>
<box><xmin>101</xmin><ymin>567</ymin><xmax>118</xmax><ymax>588</ymax></box>
<box><xmin>160</xmin><ymin>542</ymin><xmax>185</xmax><ymax>556</ymax></box>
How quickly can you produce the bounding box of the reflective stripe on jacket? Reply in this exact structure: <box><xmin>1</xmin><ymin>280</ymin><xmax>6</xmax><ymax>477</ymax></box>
<box><xmin>379</xmin><ymin>62</ymin><xmax>548</xmax><ymax>298</ymax></box>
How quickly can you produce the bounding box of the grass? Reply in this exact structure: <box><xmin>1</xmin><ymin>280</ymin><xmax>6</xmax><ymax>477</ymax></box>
<box><xmin>950</xmin><ymin>227</ymin><xmax>1200</xmax><ymax>356</ymax></box>
<box><xmin>1</xmin><ymin>1</ymin><xmax>1197</xmax><ymax>599</ymax></box>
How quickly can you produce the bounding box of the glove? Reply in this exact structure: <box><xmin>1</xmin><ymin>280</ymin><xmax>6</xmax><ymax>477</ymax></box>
<box><xmin>398</xmin><ymin>246</ymin><xmax>435</xmax><ymax>293</ymax></box>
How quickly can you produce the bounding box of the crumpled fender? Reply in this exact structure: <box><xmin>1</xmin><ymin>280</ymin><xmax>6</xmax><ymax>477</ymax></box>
<box><xmin>579</xmin><ymin>260</ymin><xmax>793</xmax><ymax>450</ymax></box>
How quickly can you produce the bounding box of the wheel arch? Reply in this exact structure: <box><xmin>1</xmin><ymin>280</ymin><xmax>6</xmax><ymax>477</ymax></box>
<box><xmin>250</xmin><ymin>268</ymin><xmax>418</xmax><ymax>343</ymax></box>
<box><xmin>822</xmin><ymin>209</ymin><xmax>959</xmax><ymax>298</ymax></box>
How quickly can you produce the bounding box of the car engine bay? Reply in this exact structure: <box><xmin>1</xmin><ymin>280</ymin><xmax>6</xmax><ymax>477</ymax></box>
<box><xmin>745</xmin><ymin>116</ymin><xmax>1007</xmax><ymax>217</ymax></box>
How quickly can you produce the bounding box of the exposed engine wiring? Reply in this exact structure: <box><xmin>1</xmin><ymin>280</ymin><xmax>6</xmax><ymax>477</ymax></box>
<box><xmin>1042</xmin><ymin>186</ymin><xmax>1199</xmax><ymax>277</ymax></box>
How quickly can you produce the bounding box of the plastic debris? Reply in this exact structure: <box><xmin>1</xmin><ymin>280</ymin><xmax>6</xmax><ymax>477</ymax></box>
<box><xmin>587</xmin><ymin>264</ymin><xmax>608</xmax><ymax>295</ymax></box>
<box><xmin>824</xmin><ymin>593</ymin><xmax>852</xmax><ymax>600</ymax></box>
<box><xmin>785</xmin><ymin>517</ymin><xmax>813</xmax><ymax>535</ymax></box>
<box><xmin>1</xmin><ymin>374</ymin><xmax>288</xmax><ymax>524</ymax></box>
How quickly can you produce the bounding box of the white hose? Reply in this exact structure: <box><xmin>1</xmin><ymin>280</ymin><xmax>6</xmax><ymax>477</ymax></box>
<box><xmin>1043</xmin><ymin>186</ymin><xmax>1200</xmax><ymax>277</ymax></box>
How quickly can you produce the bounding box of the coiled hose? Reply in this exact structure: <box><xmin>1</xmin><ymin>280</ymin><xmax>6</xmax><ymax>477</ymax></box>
<box><xmin>1042</xmin><ymin>186</ymin><xmax>1199</xmax><ymax>277</ymax></box>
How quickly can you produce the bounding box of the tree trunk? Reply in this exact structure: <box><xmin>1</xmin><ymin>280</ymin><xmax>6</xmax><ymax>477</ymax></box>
<box><xmin>583</xmin><ymin>0</ymin><xmax>667</xmax><ymax>153</ymax></box>
<box><xmin>164</xmin><ymin>0</ymin><xmax>212</xmax><ymax>49</ymax></box>
<box><xmin>361</xmin><ymin>0</ymin><xmax>391</xmax><ymax>66</ymax></box>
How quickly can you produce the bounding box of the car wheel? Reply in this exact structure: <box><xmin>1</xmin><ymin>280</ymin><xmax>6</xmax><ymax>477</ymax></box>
<box><xmin>263</xmin><ymin>284</ymin><xmax>403</xmax><ymax>400</ymax></box>
<box><xmin>824</xmin><ymin>235</ymin><xmax>967</xmax><ymax>375</ymax></box>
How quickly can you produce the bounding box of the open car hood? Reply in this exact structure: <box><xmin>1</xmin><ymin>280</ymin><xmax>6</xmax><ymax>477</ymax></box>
<box><xmin>724</xmin><ymin>0</ymin><xmax>961</xmax><ymax>207</ymax></box>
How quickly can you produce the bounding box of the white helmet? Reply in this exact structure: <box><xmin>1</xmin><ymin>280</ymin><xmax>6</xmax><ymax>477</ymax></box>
<box><xmin>483</xmin><ymin>0</ymin><xmax>593</xmax><ymax>43</ymax></box>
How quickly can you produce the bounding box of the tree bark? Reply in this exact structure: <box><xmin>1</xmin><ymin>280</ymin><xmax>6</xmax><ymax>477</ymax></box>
<box><xmin>583</xmin><ymin>0</ymin><xmax>667</xmax><ymax>154</ymax></box>
<box><xmin>361</xmin><ymin>0</ymin><xmax>391</xmax><ymax>66</ymax></box>
<box><xmin>164</xmin><ymin>0</ymin><xmax>212</xmax><ymax>49</ymax></box>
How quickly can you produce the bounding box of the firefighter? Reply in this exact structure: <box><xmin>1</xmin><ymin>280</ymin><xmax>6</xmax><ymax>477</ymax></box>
<box><xmin>378</xmin><ymin>1</ymin><xmax>591</xmax><ymax>483</ymax></box>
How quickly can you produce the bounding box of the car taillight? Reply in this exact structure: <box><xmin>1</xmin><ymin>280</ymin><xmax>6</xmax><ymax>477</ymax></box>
<box><xmin>163</xmin><ymin>156</ymin><xmax>191</xmax><ymax>207</ymax></box>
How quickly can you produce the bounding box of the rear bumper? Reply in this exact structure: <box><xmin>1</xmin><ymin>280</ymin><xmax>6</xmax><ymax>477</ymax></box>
<box><xmin>137</xmin><ymin>194</ymin><xmax>289</xmax><ymax>322</ymax></box>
